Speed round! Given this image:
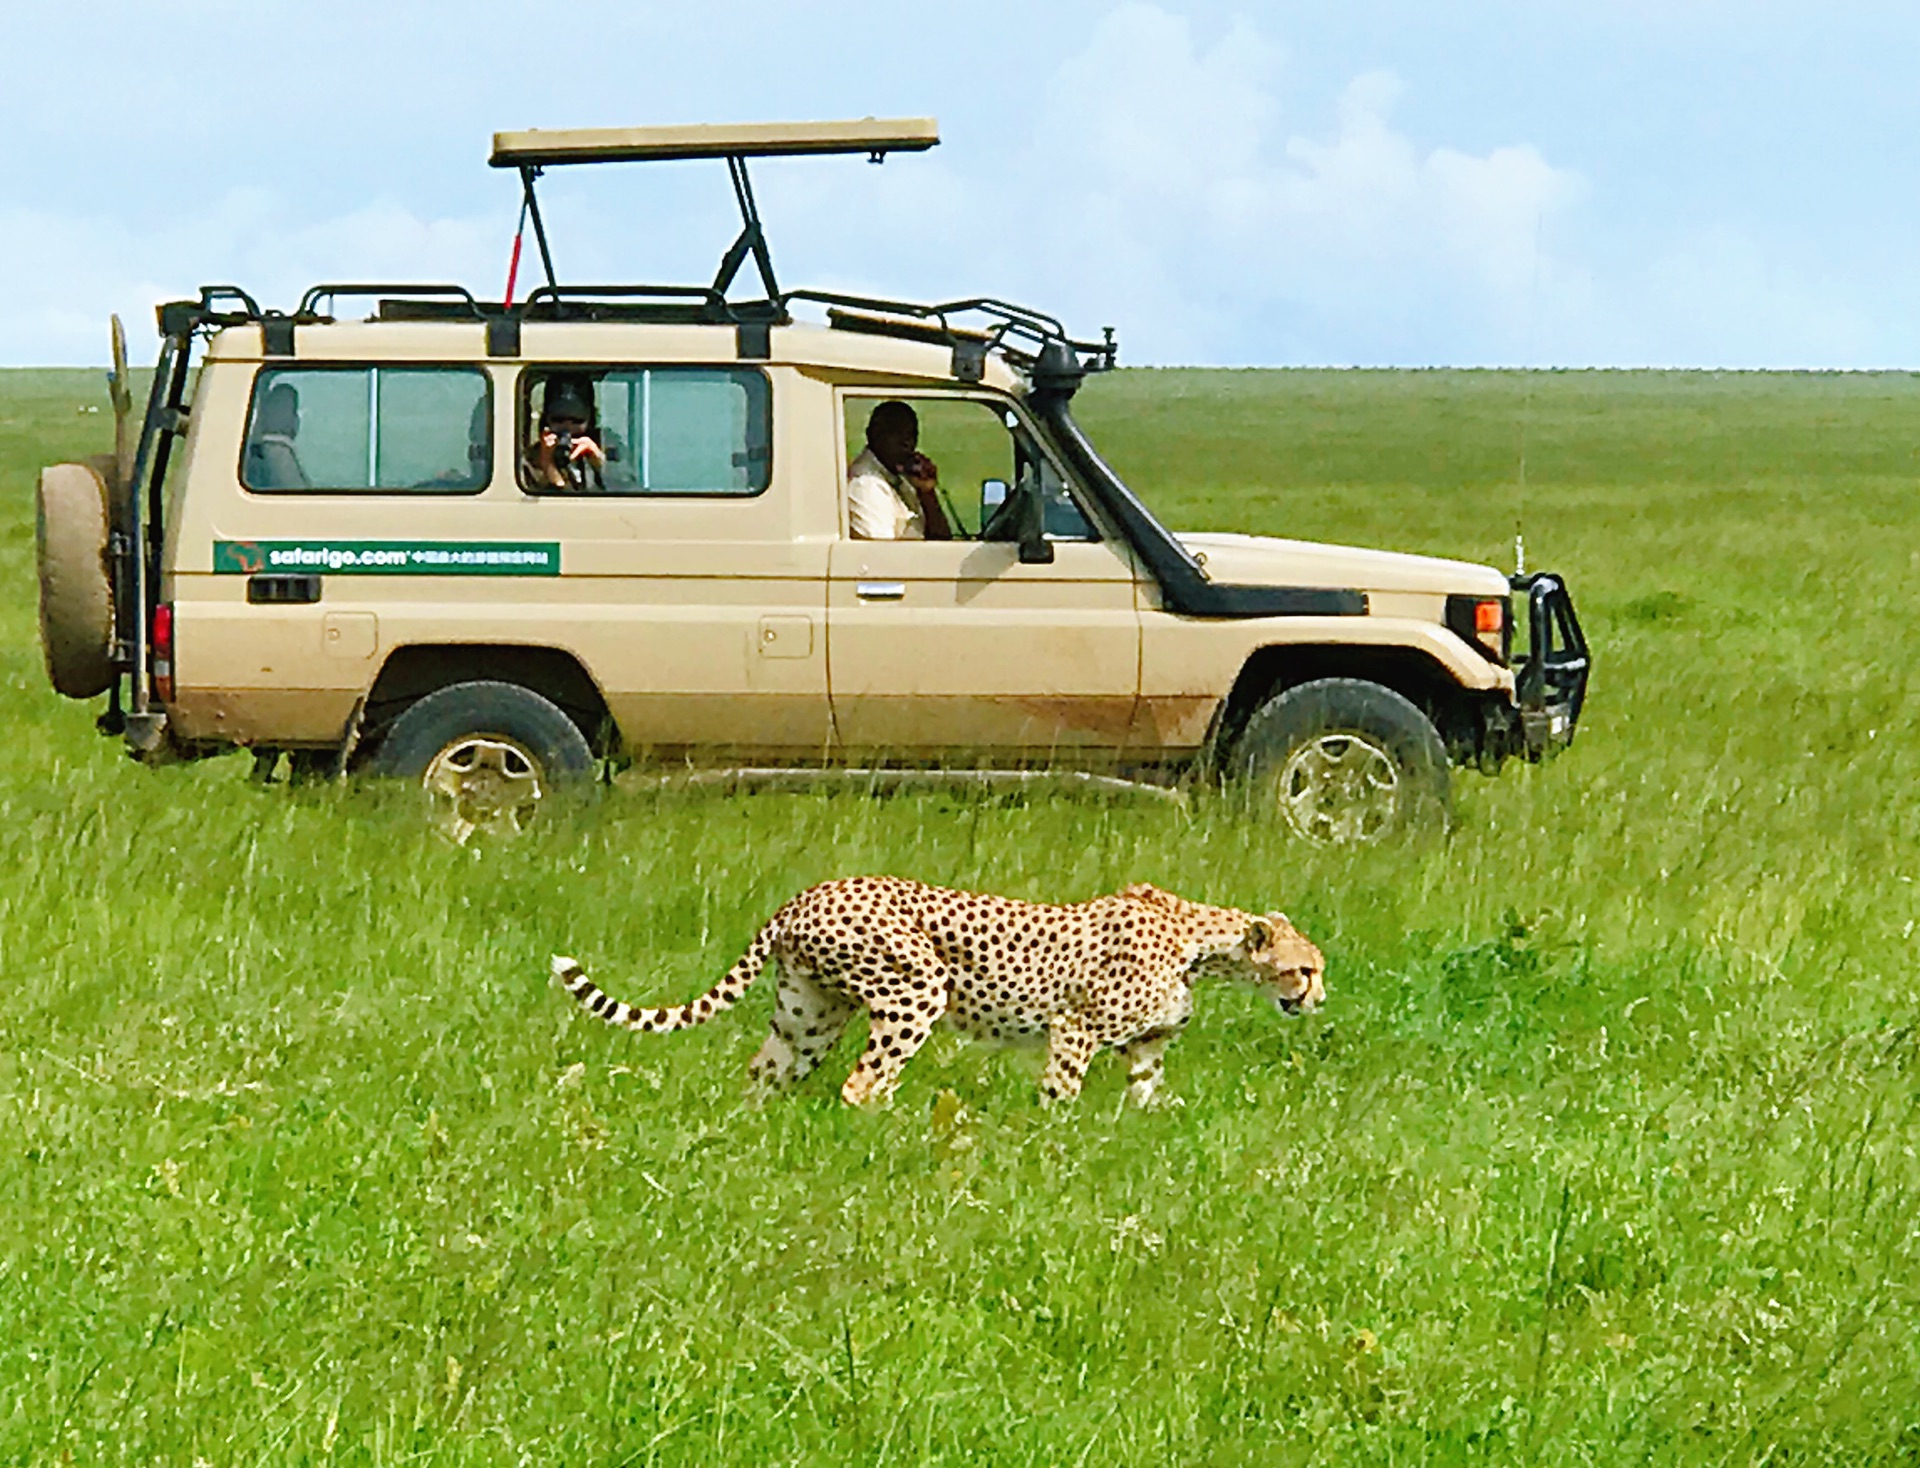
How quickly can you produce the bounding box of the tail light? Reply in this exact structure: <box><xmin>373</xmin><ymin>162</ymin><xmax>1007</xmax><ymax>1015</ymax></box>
<box><xmin>152</xmin><ymin>602</ymin><xmax>174</xmax><ymax>702</ymax></box>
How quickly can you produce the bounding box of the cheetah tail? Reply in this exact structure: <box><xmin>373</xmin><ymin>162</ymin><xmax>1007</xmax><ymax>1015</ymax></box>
<box><xmin>550</xmin><ymin>920</ymin><xmax>780</xmax><ymax>1036</ymax></box>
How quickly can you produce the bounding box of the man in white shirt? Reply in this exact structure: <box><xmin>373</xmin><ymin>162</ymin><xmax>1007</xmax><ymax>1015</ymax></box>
<box><xmin>847</xmin><ymin>400</ymin><xmax>953</xmax><ymax>540</ymax></box>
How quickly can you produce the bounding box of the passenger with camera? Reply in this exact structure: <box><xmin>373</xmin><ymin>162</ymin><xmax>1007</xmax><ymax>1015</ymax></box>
<box><xmin>523</xmin><ymin>374</ymin><xmax>609</xmax><ymax>491</ymax></box>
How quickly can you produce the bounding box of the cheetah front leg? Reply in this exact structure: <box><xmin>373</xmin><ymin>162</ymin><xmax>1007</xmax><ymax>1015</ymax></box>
<box><xmin>1039</xmin><ymin>1015</ymin><xmax>1103</xmax><ymax>1105</ymax></box>
<box><xmin>1114</xmin><ymin>1030</ymin><xmax>1181</xmax><ymax>1108</ymax></box>
<box><xmin>745</xmin><ymin>967</ymin><xmax>856</xmax><ymax>1104</ymax></box>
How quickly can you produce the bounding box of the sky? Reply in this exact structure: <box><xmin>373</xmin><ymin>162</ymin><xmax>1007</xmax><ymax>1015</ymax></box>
<box><xmin>6</xmin><ymin>1</ymin><xmax>1920</xmax><ymax>369</ymax></box>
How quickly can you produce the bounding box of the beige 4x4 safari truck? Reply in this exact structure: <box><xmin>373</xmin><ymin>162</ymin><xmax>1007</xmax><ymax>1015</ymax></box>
<box><xmin>35</xmin><ymin>118</ymin><xmax>1589</xmax><ymax>843</ymax></box>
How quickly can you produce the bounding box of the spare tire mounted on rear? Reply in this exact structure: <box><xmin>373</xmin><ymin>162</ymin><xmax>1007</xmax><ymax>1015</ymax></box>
<box><xmin>36</xmin><ymin>461</ymin><xmax>117</xmax><ymax>700</ymax></box>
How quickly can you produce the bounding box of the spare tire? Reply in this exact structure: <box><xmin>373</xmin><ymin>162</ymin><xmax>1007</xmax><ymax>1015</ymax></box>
<box><xmin>86</xmin><ymin>450</ymin><xmax>132</xmax><ymax>527</ymax></box>
<box><xmin>36</xmin><ymin>461</ymin><xmax>116</xmax><ymax>699</ymax></box>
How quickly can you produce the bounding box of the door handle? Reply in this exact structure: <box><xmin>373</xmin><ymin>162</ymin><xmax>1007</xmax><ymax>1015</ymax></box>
<box><xmin>855</xmin><ymin>581</ymin><xmax>907</xmax><ymax>601</ymax></box>
<box><xmin>247</xmin><ymin>573</ymin><xmax>321</xmax><ymax>605</ymax></box>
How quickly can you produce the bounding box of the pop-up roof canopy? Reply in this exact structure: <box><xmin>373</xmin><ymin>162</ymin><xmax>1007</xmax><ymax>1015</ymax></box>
<box><xmin>490</xmin><ymin>117</ymin><xmax>939</xmax><ymax>168</ymax></box>
<box><xmin>490</xmin><ymin>117</ymin><xmax>940</xmax><ymax>304</ymax></box>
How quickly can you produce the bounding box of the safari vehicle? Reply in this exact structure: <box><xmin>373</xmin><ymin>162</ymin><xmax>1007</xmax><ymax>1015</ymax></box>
<box><xmin>34</xmin><ymin>117</ymin><xmax>1589</xmax><ymax>843</ymax></box>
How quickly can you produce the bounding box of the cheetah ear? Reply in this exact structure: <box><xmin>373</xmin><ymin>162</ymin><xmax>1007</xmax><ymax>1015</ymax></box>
<box><xmin>1245</xmin><ymin>916</ymin><xmax>1278</xmax><ymax>952</ymax></box>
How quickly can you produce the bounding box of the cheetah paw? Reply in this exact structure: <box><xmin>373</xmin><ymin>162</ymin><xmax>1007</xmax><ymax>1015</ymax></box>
<box><xmin>1129</xmin><ymin>1090</ymin><xmax>1184</xmax><ymax>1110</ymax></box>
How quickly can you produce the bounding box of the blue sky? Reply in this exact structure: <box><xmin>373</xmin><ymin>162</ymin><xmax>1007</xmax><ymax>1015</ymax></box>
<box><xmin>6</xmin><ymin>1</ymin><xmax>1920</xmax><ymax>368</ymax></box>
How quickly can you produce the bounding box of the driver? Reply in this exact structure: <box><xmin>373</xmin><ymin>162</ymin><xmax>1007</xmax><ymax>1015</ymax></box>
<box><xmin>523</xmin><ymin>374</ymin><xmax>609</xmax><ymax>490</ymax></box>
<box><xmin>848</xmin><ymin>400</ymin><xmax>952</xmax><ymax>540</ymax></box>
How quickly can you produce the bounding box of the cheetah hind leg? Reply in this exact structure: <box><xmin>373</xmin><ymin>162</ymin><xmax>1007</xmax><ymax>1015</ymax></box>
<box><xmin>744</xmin><ymin>967</ymin><xmax>856</xmax><ymax>1104</ymax></box>
<box><xmin>1038</xmin><ymin>1015</ymin><xmax>1103</xmax><ymax>1105</ymax></box>
<box><xmin>838</xmin><ymin>995</ymin><xmax>950</xmax><ymax>1109</ymax></box>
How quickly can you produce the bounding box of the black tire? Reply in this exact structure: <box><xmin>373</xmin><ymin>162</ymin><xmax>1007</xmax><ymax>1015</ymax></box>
<box><xmin>35</xmin><ymin>461</ymin><xmax>115</xmax><ymax>699</ymax></box>
<box><xmin>367</xmin><ymin>680</ymin><xmax>597</xmax><ymax>841</ymax></box>
<box><xmin>1233</xmin><ymin>677</ymin><xmax>1450</xmax><ymax>844</ymax></box>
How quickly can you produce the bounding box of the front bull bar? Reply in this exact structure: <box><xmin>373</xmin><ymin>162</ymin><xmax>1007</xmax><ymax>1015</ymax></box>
<box><xmin>1510</xmin><ymin>571</ymin><xmax>1590</xmax><ymax>757</ymax></box>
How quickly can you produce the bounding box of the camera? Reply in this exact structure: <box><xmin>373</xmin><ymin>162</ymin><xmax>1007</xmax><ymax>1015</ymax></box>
<box><xmin>550</xmin><ymin>429</ymin><xmax>589</xmax><ymax>489</ymax></box>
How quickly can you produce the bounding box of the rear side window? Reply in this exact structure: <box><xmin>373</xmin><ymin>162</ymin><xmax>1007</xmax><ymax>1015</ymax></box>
<box><xmin>521</xmin><ymin>367</ymin><xmax>770</xmax><ymax>496</ymax></box>
<box><xmin>242</xmin><ymin>366</ymin><xmax>491</xmax><ymax>493</ymax></box>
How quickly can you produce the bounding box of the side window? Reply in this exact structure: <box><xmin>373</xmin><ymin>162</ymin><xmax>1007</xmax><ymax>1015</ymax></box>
<box><xmin>521</xmin><ymin>367</ymin><xmax>770</xmax><ymax>495</ymax></box>
<box><xmin>241</xmin><ymin>367</ymin><xmax>490</xmax><ymax>493</ymax></box>
<box><xmin>840</xmin><ymin>394</ymin><xmax>1098</xmax><ymax>541</ymax></box>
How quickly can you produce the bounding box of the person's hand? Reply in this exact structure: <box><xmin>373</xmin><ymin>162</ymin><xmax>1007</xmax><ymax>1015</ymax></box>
<box><xmin>903</xmin><ymin>451</ymin><xmax>938</xmax><ymax>494</ymax></box>
<box><xmin>539</xmin><ymin>430</ymin><xmax>607</xmax><ymax>468</ymax></box>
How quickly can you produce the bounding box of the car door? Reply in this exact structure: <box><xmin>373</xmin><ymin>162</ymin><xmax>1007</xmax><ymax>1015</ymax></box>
<box><xmin>510</xmin><ymin>363</ymin><xmax>830</xmax><ymax>757</ymax></box>
<box><xmin>827</xmin><ymin>392</ymin><xmax>1140</xmax><ymax>760</ymax></box>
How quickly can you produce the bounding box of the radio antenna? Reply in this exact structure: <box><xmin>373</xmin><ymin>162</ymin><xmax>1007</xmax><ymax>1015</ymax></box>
<box><xmin>1513</xmin><ymin>206</ymin><xmax>1546</xmax><ymax>578</ymax></box>
<box><xmin>1515</xmin><ymin>373</ymin><xmax>1532</xmax><ymax>578</ymax></box>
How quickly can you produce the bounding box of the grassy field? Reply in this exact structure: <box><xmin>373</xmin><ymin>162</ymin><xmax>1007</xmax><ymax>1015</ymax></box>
<box><xmin>2</xmin><ymin>365</ymin><xmax>1917</xmax><ymax>1465</ymax></box>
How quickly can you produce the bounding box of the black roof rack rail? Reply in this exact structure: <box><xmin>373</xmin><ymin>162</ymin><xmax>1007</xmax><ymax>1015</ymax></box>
<box><xmin>516</xmin><ymin>282</ymin><xmax>738</xmax><ymax>320</ymax></box>
<box><xmin>787</xmin><ymin>288</ymin><xmax>1117</xmax><ymax>378</ymax></box>
<box><xmin>296</xmin><ymin>283</ymin><xmax>485</xmax><ymax>320</ymax></box>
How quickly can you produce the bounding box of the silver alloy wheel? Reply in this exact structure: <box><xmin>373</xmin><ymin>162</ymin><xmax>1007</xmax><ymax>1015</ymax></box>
<box><xmin>1276</xmin><ymin>731</ymin><xmax>1402</xmax><ymax>844</ymax></box>
<box><xmin>422</xmin><ymin>735</ymin><xmax>545</xmax><ymax>844</ymax></box>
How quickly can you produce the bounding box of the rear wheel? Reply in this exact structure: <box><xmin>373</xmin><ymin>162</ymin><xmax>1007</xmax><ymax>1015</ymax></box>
<box><xmin>35</xmin><ymin>461</ymin><xmax>116</xmax><ymax>699</ymax></box>
<box><xmin>367</xmin><ymin>680</ymin><xmax>597</xmax><ymax>842</ymax></box>
<box><xmin>1233</xmin><ymin>677</ymin><xmax>1450</xmax><ymax>844</ymax></box>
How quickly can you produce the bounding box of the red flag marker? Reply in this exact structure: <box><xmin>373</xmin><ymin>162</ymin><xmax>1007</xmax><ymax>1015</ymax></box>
<box><xmin>503</xmin><ymin>197</ymin><xmax>529</xmax><ymax>308</ymax></box>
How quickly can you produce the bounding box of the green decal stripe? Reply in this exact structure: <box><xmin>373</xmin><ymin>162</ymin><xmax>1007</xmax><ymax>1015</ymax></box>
<box><xmin>213</xmin><ymin>541</ymin><xmax>561</xmax><ymax>576</ymax></box>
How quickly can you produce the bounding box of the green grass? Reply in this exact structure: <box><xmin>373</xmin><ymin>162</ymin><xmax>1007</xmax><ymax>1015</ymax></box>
<box><xmin>2</xmin><ymin>367</ymin><xmax>1918</xmax><ymax>1465</ymax></box>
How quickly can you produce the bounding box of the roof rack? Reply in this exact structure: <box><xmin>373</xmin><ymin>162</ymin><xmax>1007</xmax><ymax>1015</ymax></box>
<box><xmin>157</xmin><ymin>277</ymin><xmax>1117</xmax><ymax>379</ymax></box>
<box><xmin>490</xmin><ymin>116</ymin><xmax>939</xmax><ymax>309</ymax></box>
<box><xmin>152</xmin><ymin>120</ymin><xmax>1118</xmax><ymax>378</ymax></box>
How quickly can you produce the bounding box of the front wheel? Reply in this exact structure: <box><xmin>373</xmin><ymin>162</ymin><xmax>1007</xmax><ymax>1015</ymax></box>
<box><xmin>1232</xmin><ymin>678</ymin><xmax>1450</xmax><ymax>844</ymax></box>
<box><xmin>367</xmin><ymin>680</ymin><xmax>597</xmax><ymax>842</ymax></box>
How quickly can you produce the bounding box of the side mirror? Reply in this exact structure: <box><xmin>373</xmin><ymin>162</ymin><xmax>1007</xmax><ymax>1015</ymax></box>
<box><xmin>980</xmin><ymin>477</ymin><xmax>1008</xmax><ymax>525</ymax></box>
<box><xmin>1017</xmin><ymin>484</ymin><xmax>1054</xmax><ymax>564</ymax></box>
<box><xmin>982</xmin><ymin>474</ymin><xmax>1055</xmax><ymax>562</ymax></box>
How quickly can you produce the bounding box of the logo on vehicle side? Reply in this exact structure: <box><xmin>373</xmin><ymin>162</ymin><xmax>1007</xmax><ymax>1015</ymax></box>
<box><xmin>213</xmin><ymin>541</ymin><xmax>561</xmax><ymax>576</ymax></box>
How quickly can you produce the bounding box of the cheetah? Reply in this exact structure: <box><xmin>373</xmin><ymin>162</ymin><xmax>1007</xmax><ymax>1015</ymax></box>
<box><xmin>551</xmin><ymin>876</ymin><xmax>1324</xmax><ymax>1108</ymax></box>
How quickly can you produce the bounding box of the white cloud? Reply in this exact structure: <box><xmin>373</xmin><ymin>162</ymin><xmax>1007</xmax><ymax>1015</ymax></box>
<box><xmin>721</xmin><ymin>7</ymin><xmax>1590</xmax><ymax>366</ymax></box>
<box><xmin>742</xmin><ymin>6</ymin><xmax>1592</xmax><ymax>365</ymax></box>
<box><xmin>1012</xmin><ymin>15</ymin><xmax>1590</xmax><ymax>364</ymax></box>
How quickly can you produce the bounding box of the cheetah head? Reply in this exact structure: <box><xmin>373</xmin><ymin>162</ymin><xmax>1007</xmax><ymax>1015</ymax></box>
<box><xmin>1242</xmin><ymin>913</ymin><xmax>1325</xmax><ymax>1015</ymax></box>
